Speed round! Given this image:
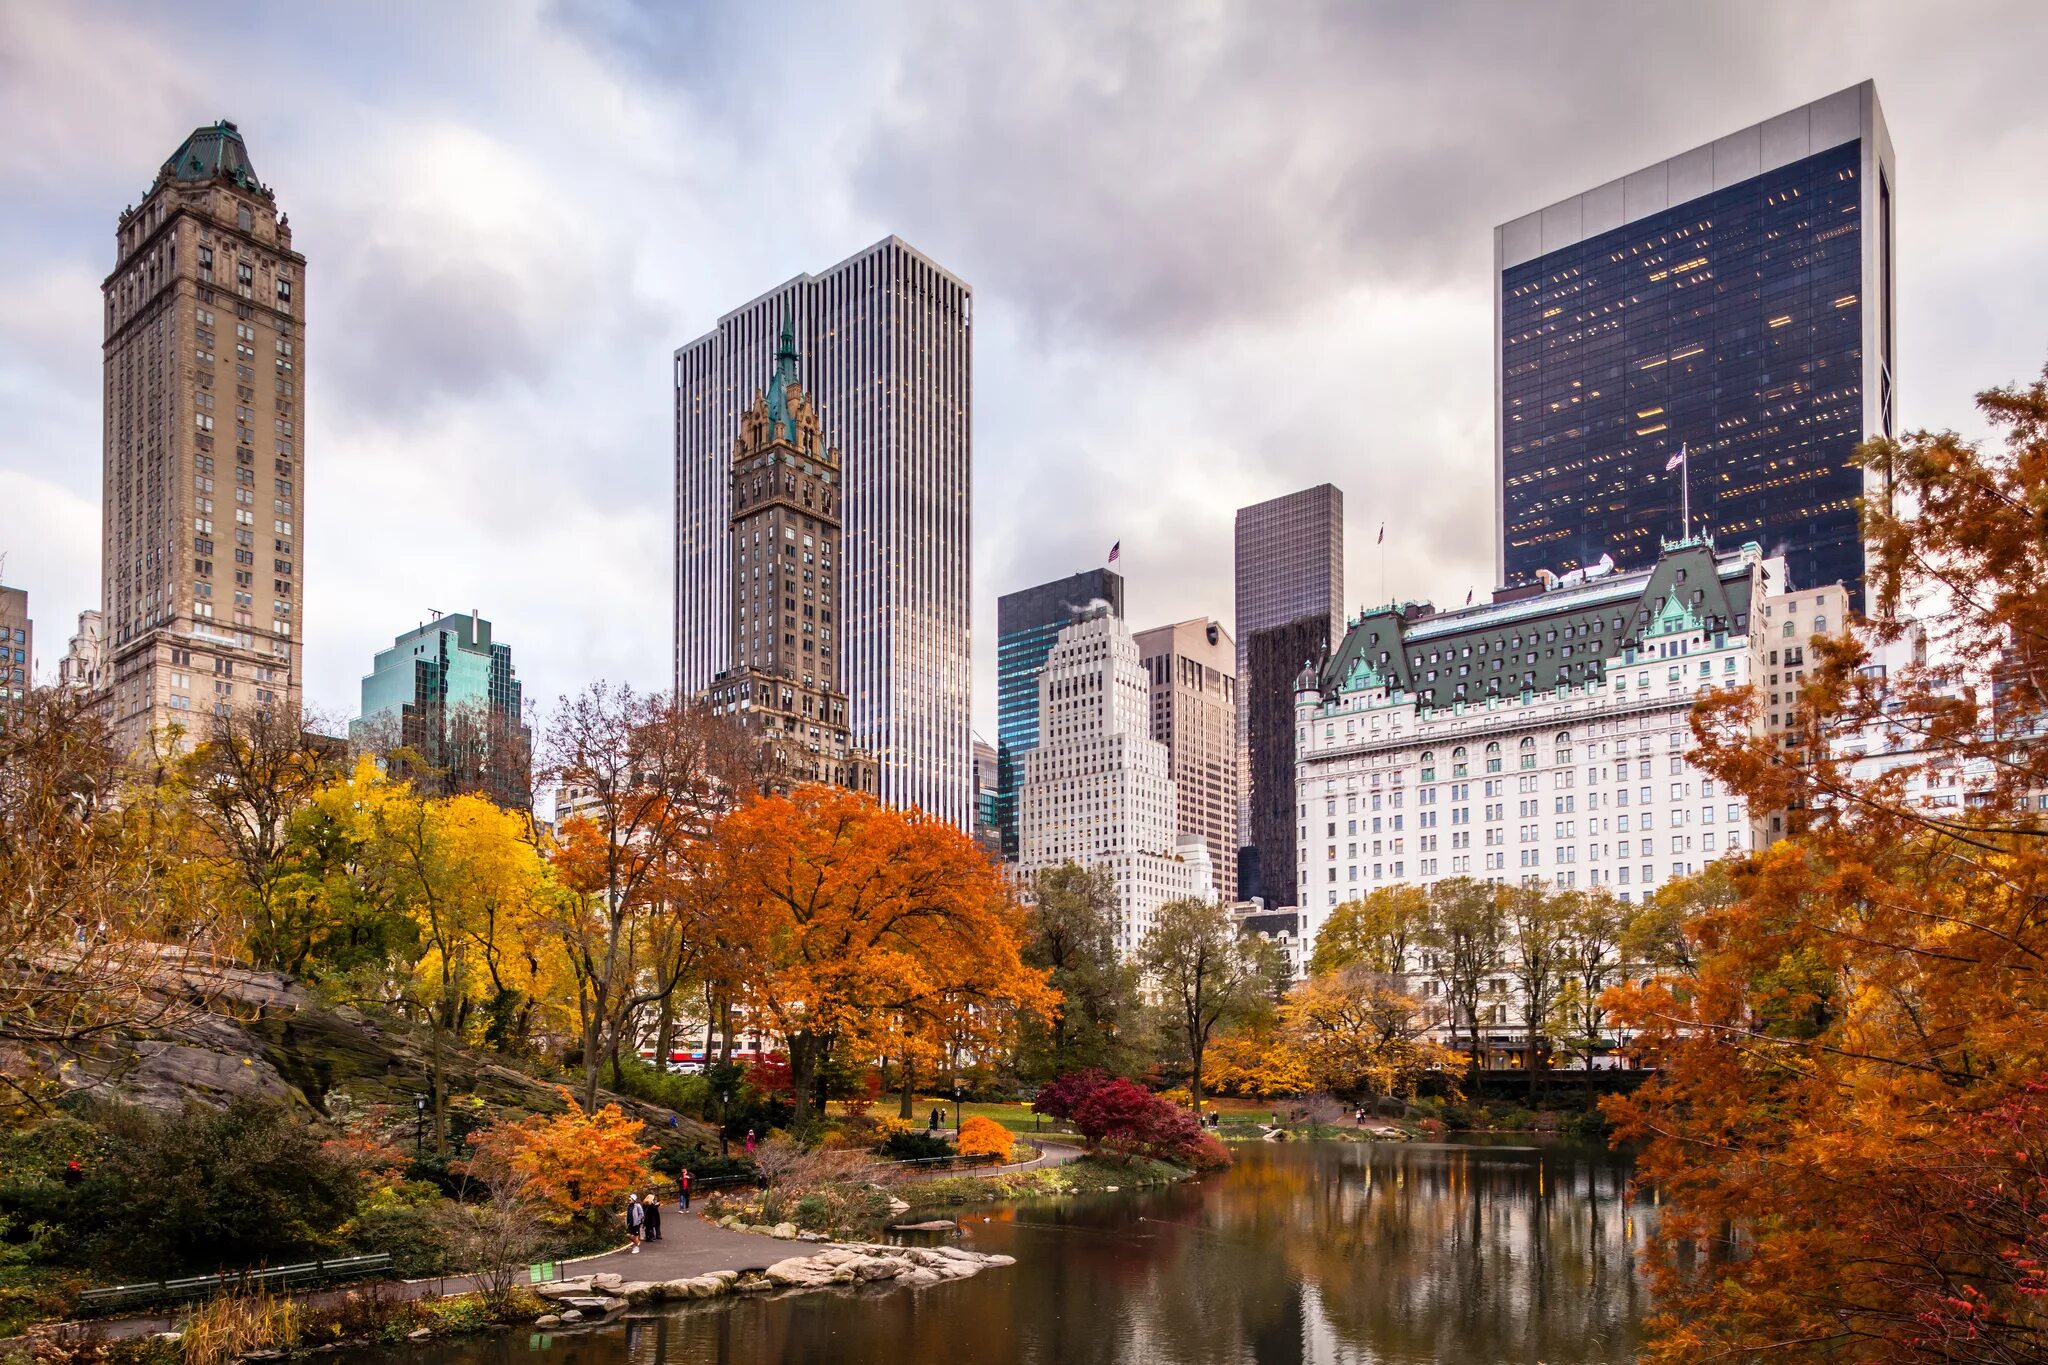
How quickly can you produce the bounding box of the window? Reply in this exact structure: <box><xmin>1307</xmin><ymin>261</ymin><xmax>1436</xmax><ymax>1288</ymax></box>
<box><xmin>1519</xmin><ymin>737</ymin><xmax>1537</xmax><ymax>770</ymax></box>
<box><xmin>1485</xmin><ymin>741</ymin><xmax>1502</xmax><ymax>773</ymax></box>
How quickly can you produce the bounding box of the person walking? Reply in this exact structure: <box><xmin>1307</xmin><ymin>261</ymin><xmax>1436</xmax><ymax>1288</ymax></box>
<box><xmin>743</xmin><ymin>1128</ymin><xmax>757</xmax><ymax>1156</ymax></box>
<box><xmin>626</xmin><ymin>1192</ymin><xmax>645</xmax><ymax>1252</ymax></box>
<box><xmin>642</xmin><ymin>1192</ymin><xmax>663</xmax><ymax>1242</ymax></box>
<box><xmin>678</xmin><ymin>1168</ymin><xmax>692</xmax><ymax>1212</ymax></box>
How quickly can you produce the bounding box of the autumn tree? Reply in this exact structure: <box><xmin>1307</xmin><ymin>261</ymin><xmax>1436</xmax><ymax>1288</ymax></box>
<box><xmin>1419</xmin><ymin>877</ymin><xmax>1505</xmax><ymax>1078</ymax></box>
<box><xmin>1140</xmin><ymin>897</ymin><xmax>1278</xmax><ymax>1112</ymax></box>
<box><xmin>1309</xmin><ymin>884</ymin><xmax>1427</xmax><ymax>977</ymax></box>
<box><xmin>1015</xmin><ymin>862</ymin><xmax>1139</xmax><ymax>1081</ymax></box>
<box><xmin>1203</xmin><ymin>1017</ymin><xmax>1314</xmax><ymax>1099</ymax></box>
<box><xmin>545</xmin><ymin>683</ymin><xmax>761</xmax><ymax>1111</ymax></box>
<box><xmin>1280</xmin><ymin>963</ymin><xmax>1457</xmax><ymax>1102</ymax></box>
<box><xmin>711</xmin><ymin>784</ymin><xmax>1054</xmax><ymax>1125</ymax></box>
<box><xmin>1604</xmin><ymin>366</ymin><xmax>2048</xmax><ymax>1361</ymax></box>
<box><xmin>1502</xmin><ymin>884</ymin><xmax>1575</xmax><ymax>1099</ymax></box>
<box><xmin>1554</xmin><ymin>887</ymin><xmax>1630</xmax><ymax>1091</ymax></box>
<box><xmin>464</xmin><ymin>1096</ymin><xmax>653</xmax><ymax>1233</ymax></box>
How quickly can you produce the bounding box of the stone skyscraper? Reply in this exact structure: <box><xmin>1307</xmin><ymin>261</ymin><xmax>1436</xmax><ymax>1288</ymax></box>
<box><xmin>103</xmin><ymin>120</ymin><xmax>304</xmax><ymax>751</ymax></box>
<box><xmin>995</xmin><ymin>568</ymin><xmax>1125</xmax><ymax>859</ymax></box>
<box><xmin>703</xmin><ymin>323</ymin><xmax>873</xmax><ymax>795</ymax></box>
<box><xmin>676</xmin><ymin>237</ymin><xmax>971</xmax><ymax>827</ymax></box>
<box><xmin>1134</xmin><ymin>617</ymin><xmax>1239</xmax><ymax>902</ymax></box>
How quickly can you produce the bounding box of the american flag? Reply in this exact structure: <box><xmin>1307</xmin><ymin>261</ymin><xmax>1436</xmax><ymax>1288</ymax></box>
<box><xmin>1665</xmin><ymin>444</ymin><xmax>1687</xmax><ymax>472</ymax></box>
<box><xmin>1108</xmin><ymin>541</ymin><xmax>1120</xmax><ymax>563</ymax></box>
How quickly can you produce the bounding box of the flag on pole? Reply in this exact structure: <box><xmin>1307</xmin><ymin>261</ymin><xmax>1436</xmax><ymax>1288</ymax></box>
<box><xmin>1377</xmin><ymin>524</ymin><xmax>1385</xmax><ymax>545</ymax></box>
<box><xmin>1665</xmin><ymin>444</ymin><xmax>1687</xmax><ymax>472</ymax></box>
<box><xmin>1465</xmin><ymin>588</ymin><xmax>1474</xmax><ymax>605</ymax></box>
<box><xmin>1107</xmin><ymin>541</ymin><xmax>1120</xmax><ymax>563</ymax></box>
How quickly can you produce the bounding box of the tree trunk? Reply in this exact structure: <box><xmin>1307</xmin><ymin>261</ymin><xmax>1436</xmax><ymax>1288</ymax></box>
<box><xmin>898</xmin><ymin>1054</ymin><xmax>915</xmax><ymax>1121</ymax></box>
<box><xmin>653</xmin><ymin>994</ymin><xmax>675</xmax><ymax>1074</ymax></box>
<box><xmin>1527</xmin><ymin>1028</ymin><xmax>1540</xmax><ymax>1104</ymax></box>
<box><xmin>788</xmin><ymin>1032</ymin><xmax>827</xmax><ymax>1125</ymax></box>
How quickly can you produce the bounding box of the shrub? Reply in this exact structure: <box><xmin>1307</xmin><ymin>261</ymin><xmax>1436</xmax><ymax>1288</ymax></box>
<box><xmin>956</xmin><ymin>1116</ymin><xmax>1014</xmax><ymax>1163</ymax></box>
<box><xmin>1070</xmin><ymin>1080</ymin><xmax>1223</xmax><ymax>1169</ymax></box>
<box><xmin>876</xmin><ymin>1130</ymin><xmax>951</xmax><ymax>1162</ymax></box>
<box><xmin>461</xmin><ymin>1097</ymin><xmax>653</xmax><ymax>1234</ymax></box>
<box><xmin>1032</xmin><ymin>1070</ymin><xmax>1112</xmax><ymax>1121</ymax></box>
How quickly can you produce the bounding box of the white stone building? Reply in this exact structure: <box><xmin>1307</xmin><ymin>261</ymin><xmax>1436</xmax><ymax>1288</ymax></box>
<box><xmin>1018</xmin><ymin>610</ymin><xmax>1209</xmax><ymax>956</ymax></box>
<box><xmin>1291</xmin><ymin>539</ymin><xmax>1807</xmax><ymax>956</ymax></box>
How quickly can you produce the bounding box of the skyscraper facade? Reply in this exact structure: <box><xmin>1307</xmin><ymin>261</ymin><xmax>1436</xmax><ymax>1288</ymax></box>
<box><xmin>702</xmin><ymin>324</ymin><xmax>874</xmax><ymax>796</ymax></box>
<box><xmin>103</xmin><ymin>120</ymin><xmax>305</xmax><ymax>753</ymax></box>
<box><xmin>1234</xmin><ymin>485</ymin><xmax>1344</xmax><ymax>887</ymax></box>
<box><xmin>353</xmin><ymin>611</ymin><xmax>528</xmax><ymax>806</ymax></box>
<box><xmin>60</xmin><ymin>610</ymin><xmax>106</xmax><ymax>694</ymax></box>
<box><xmin>1496</xmin><ymin>81</ymin><xmax>1895</xmax><ymax>606</ymax></box>
<box><xmin>1245</xmin><ymin>613</ymin><xmax>1333</xmax><ymax>908</ymax></box>
<box><xmin>1016</xmin><ymin>610</ymin><xmax>1206</xmax><ymax>958</ymax></box>
<box><xmin>675</xmin><ymin>237</ymin><xmax>972</xmax><ymax>826</ymax></box>
<box><xmin>1134</xmin><ymin>617</ymin><xmax>1239</xmax><ymax>901</ymax></box>
<box><xmin>0</xmin><ymin>585</ymin><xmax>30</xmax><ymax>731</ymax></box>
<box><xmin>994</xmin><ymin>568</ymin><xmax>1125</xmax><ymax>859</ymax></box>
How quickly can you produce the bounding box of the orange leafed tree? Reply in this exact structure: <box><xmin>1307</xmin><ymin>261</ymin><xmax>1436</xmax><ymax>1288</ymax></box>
<box><xmin>710</xmin><ymin>785</ymin><xmax>1056</xmax><ymax>1124</ymax></box>
<box><xmin>1604</xmin><ymin>368</ymin><xmax>2048</xmax><ymax>1363</ymax></box>
<box><xmin>465</xmin><ymin>1095</ymin><xmax>655</xmax><ymax>1227</ymax></box>
<box><xmin>956</xmin><ymin>1115</ymin><xmax>1014</xmax><ymax>1162</ymax></box>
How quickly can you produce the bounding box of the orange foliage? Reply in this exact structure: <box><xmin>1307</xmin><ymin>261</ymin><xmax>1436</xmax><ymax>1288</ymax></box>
<box><xmin>956</xmin><ymin>1115</ymin><xmax>1014</xmax><ymax>1162</ymax></box>
<box><xmin>710</xmin><ymin>785</ymin><xmax>1056</xmax><ymax>1122</ymax></box>
<box><xmin>465</xmin><ymin>1094</ymin><xmax>655</xmax><ymax>1225</ymax></box>
<box><xmin>1604</xmin><ymin>371</ymin><xmax>2048</xmax><ymax>1362</ymax></box>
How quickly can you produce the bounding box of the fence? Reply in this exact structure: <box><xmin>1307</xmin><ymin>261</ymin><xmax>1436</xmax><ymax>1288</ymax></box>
<box><xmin>77</xmin><ymin>1253</ymin><xmax>395</xmax><ymax>1314</ymax></box>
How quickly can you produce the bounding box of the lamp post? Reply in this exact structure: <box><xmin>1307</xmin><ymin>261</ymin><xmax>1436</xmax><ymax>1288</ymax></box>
<box><xmin>413</xmin><ymin>1093</ymin><xmax>428</xmax><ymax>1156</ymax></box>
<box><xmin>717</xmin><ymin>1082</ymin><xmax>733</xmax><ymax>1158</ymax></box>
<box><xmin>952</xmin><ymin>1079</ymin><xmax>963</xmax><ymax>1142</ymax></box>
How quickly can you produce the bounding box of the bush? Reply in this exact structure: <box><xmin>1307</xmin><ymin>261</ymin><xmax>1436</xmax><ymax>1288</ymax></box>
<box><xmin>1071</xmin><ymin>1080</ymin><xmax>1223</xmax><ymax>1169</ymax></box>
<box><xmin>956</xmin><ymin>1117</ymin><xmax>1014</xmax><ymax>1163</ymax></box>
<box><xmin>1032</xmin><ymin>1069</ymin><xmax>1113</xmax><ymax>1121</ymax></box>
<box><xmin>876</xmin><ymin>1130</ymin><xmax>952</xmax><ymax>1162</ymax></box>
<box><xmin>603</xmin><ymin>1057</ymin><xmax>709</xmax><ymax>1116</ymax></box>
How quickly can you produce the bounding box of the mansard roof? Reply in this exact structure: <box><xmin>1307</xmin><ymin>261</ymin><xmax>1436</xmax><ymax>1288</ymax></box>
<box><xmin>160</xmin><ymin>119</ymin><xmax>266</xmax><ymax>195</ymax></box>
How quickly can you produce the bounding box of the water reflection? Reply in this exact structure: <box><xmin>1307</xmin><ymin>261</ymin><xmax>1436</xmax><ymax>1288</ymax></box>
<box><xmin>349</xmin><ymin>1139</ymin><xmax>1651</xmax><ymax>1365</ymax></box>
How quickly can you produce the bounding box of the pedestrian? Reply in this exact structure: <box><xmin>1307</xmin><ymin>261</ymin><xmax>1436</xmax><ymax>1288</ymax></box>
<box><xmin>62</xmin><ymin>1158</ymin><xmax>82</xmax><ymax>1189</ymax></box>
<box><xmin>626</xmin><ymin>1192</ymin><xmax>645</xmax><ymax>1252</ymax></box>
<box><xmin>678</xmin><ymin>1168</ymin><xmax>692</xmax><ymax>1212</ymax></box>
<box><xmin>744</xmin><ymin>1128</ymin><xmax>757</xmax><ymax>1156</ymax></box>
<box><xmin>642</xmin><ymin>1193</ymin><xmax>663</xmax><ymax>1242</ymax></box>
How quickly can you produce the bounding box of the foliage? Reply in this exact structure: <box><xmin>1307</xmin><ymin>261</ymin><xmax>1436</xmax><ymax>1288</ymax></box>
<box><xmin>1139</xmin><ymin>898</ymin><xmax>1280</xmax><ymax>1109</ymax></box>
<box><xmin>1202</xmin><ymin>1019</ymin><xmax>1312</xmax><ymax>1098</ymax></box>
<box><xmin>1419</xmin><ymin>878</ymin><xmax>1507</xmax><ymax>1078</ymax></box>
<box><xmin>1603</xmin><ymin>369</ymin><xmax>2048</xmax><ymax>1362</ymax></box>
<box><xmin>877</xmin><ymin>1129</ymin><xmax>953</xmax><ymax>1162</ymax></box>
<box><xmin>1015</xmin><ymin>863</ymin><xmax>1142</xmax><ymax>1080</ymax></box>
<box><xmin>1032</xmin><ymin>1069</ymin><xmax>1113</xmax><ymax>1122</ymax></box>
<box><xmin>1279</xmin><ymin>964</ymin><xmax>1459</xmax><ymax>1099</ymax></box>
<box><xmin>462</xmin><ymin>1096</ymin><xmax>653</xmax><ymax>1231</ymax></box>
<box><xmin>1310</xmin><ymin>885</ymin><xmax>1428</xmax><ymax>977</ymax></box>
<box><xmin>1068</xmin><ymin>1078</ymin><xmax>1226</xmax><ymax>1169</ymax></box>
<box><xmin>955</xmin><ymin>1115</ymin><xmax>1014</xmax><ymax>1162</ymax></box>
<box><xmin>710</xmin><ymin>785</ymin><xmax>1057</xmax><ymax>1123</ymax></box>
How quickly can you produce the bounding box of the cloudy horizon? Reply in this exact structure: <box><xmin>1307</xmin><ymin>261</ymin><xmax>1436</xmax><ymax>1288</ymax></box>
<box><xmin>5</xmin><ymin>1</ymin><xmax>2047</xmax><ymax>742</ymax></box>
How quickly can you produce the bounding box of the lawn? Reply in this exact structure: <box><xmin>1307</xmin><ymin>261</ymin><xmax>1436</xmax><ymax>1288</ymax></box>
<box><xmin>828</xmin><ymin>1097</ymin><xmax>1082</xmax><ymax>1137</ymax></box>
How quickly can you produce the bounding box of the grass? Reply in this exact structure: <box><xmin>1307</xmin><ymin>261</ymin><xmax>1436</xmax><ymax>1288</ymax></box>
<box><xmin>828</xmin><ymin>1098</ymin><xmax>1083</xmax><ymax>1139</ymax></box>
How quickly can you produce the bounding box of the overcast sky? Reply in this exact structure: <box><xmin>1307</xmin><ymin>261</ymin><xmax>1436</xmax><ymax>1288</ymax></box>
<box><xmin>4</xmin><ymin>2</ymin><xmax>2047</xmax><ymax>740</ymax></box>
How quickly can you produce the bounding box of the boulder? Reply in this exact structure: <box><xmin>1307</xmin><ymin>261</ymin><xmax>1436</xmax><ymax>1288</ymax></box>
<box><xmin>764</xmin><ymin>1257</ymin><xmax>837</xmax><ymax>1288</ymax></box>
<box><xmin>557</xmin><ymin>1296</ymin><xmax>623</xmax><ymax>1316</ymax></box>
<box><xmin>407</xmin><ymin>1329</ymin><xmax>433</xmax><ymax>1341</ymax></box>
<box><xmin>686</xmin><ymin>1275</ymin><xmax>729</xmax><ymax>1299</ymax></box>
<box><xmin>559</xmin><ymin>1310</ymin><xmax>584</xmax><ymax>1324</ymax></box>
<box><xmin>982</xmin><ymin>1253</ymin><xmax>1017</xmax><ymax>1267</ymax></box>
<box><xmin>534</xmin><ymin>1315</ymin><xmax>561</xmax><ymax>1329</ymax></box>
<box><xmin>850</xmin><ymin>1256</ymin><xmax>902</xmax><ymax>1282</ymax></box>
<box><xmin>771</xmin><ymin>1222</ymin><xmax>799</xmax><ymax>1239</ymax></box>
<box><xmin>887</xmin><ymin>1197</ymin><xmax>910</xmax><ymax>1213</ymax></box>
<box><xmin>590</xmin><ymin>1273</ymin><xmax>624</xmax><ymax>1290</ymax></box>
<box><xmin>535</xmin><ymin>1279</ymin><xmax>594</xmax><ymax>1301</ymax></box>
<box><xmin>896</xmin><ymin>1266</ymin><xmax>942</xmax><ymax>1287</ymax></box>
<box><xmin>799</xmin><ymin>1231</ymin><xmax>829</xmax><ymax>1241</ymax></box>
<box><xmin>616</xmin><ymin>1281</ymin><xmax>666</xmax><ymax>1305</ymax></box>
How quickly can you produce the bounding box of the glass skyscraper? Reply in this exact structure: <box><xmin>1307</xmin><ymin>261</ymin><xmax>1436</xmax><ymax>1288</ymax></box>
<box><xmin>676</xmin><ymin>237</ymin><xmax>973</xmax><ymax>828</ymax></box>
<box><xmin>995</xmin><ymin>568</ymin><xmax>1124</xmax><ymax>860</ymax></box>
<box><xmin>352</xmin><ymin>612</ymin><xmax>528</xmax><ymax>805</ymax></box>
<box><xmin>1496</xmin><ymin>82</ymin><xmax>1895</xmax><ymax>606</ymax></box>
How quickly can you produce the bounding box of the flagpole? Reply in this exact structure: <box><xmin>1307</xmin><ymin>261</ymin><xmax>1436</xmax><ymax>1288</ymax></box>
<box><xmin>1682</xmin><ymin>445</ymin><xmax>1690</xmax><ymax>541</ymax></box>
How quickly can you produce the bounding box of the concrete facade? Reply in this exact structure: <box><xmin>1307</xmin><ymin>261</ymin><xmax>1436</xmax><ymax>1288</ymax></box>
<box><xmin>1134</xmin><ymin>617</ymin><xmax>1240</xmax><ymax>902</ymax></box>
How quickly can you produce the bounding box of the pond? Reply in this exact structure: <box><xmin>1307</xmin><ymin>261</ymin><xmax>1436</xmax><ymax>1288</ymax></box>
<box><xmin>352</xmin><ymin>1138</ymin><xmax>1653</xmax><ymax>1365</ymax></box>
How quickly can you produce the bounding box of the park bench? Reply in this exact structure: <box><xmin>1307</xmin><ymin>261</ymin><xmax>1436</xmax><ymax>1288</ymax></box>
<box><xmin>77</xmin><ymin>1252</ymin><xmax>394</xmax><ymax>1314</ymax></box>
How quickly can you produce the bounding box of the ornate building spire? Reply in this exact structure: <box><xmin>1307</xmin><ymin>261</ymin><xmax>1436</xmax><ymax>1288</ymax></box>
<box><xmin>765</xmin><ymin>311</ymin><xmax>800</xmax><ymax>441</ymax></box>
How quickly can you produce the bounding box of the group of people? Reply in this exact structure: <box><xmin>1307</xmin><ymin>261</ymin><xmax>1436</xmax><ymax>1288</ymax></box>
<box><xmin>624</xmin><ymin>1170</ymin><xmax>696</xmax><ymax>1253</ymax></box>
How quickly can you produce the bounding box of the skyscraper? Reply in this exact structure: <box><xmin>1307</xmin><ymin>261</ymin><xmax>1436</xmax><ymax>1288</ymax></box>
<box><xmin>1134</xmin><ymin>617</ymin><xmax>1239</xmax><ymax>901</ymax></box>
<box><xmin>1234</xmin><ymin>485</ymin><xmax>1344</xmax><ymax>892</ymax></box>
<box><xmin>0</xmin><ymin>585</ymin><xmax>30</xmax><ymax>731</ymax></box>
<box><xmin>995</xmin><ymin>568</ymin><xmax>1125</xmax><ymax>859</ymax></box>
<box><xmin>103</xmin><ymin>120</ymin><xmax>304</xmax><ymax>753</ymax></box>
<box><xmin>702</xmin><ymin>323</ymin><xmax>873</xmax><ymax>796</ymax></box>
<box><xmin>352</xmin><ymin>611</ymin><xmax>528</xmax><ymax>806</ymax></box>
<box><xmin>1245</xmin><ymin>613</ymin><xmax>1333</xmax><ymax>908</ymax></box>
<box><xmin>1496</xmin><ymin>81</ymin><xmax>1895</xmax><ymax>605</ymax></box>
<box><xmin>1016</xmin><ymin>610</ymin><xmax>1207</xmax><ymax>958</ymax></box>
<box><xmin>60</xmin><ymin>610</ymin><xmax>105</xmax><ymax>694</ymax></box>
<box><xmin>675</xmin><ymin>237</ymin><xmax>972</xmax><ymax>826</ymax></box>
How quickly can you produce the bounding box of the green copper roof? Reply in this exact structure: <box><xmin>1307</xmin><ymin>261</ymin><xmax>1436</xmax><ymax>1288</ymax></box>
<box><xmin>162</xmin><ymin>119</ymin><xmax>263</xmax><ymax>192</ymax></box>
<box><xmin>765</xmin><ymin>313</ymin><xmax>800</xmax><ymax>440</ymax></box>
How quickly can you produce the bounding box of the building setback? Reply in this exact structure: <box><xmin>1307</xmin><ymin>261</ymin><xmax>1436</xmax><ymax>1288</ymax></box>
<box><xmin>1245</xmin><ymin>613</ymin><xmax>1333</xmax><ymax>908</ymax></box>
<box><xmin>60</xmin><ymin>610</ymin><xmax>106</xmax><ymax>693</ymax></box>
<box><xmin>703</xmin><ymin>324</ymin><xmax>874</xmax><ymax>797</ymax></box>
<box><xmin>1017</xmin><ymin>610</ymin><xmax>1207</xmax><ymax>958</ymax></box>
<box><xmin>1496</xmin><ymin>81</ymin><xmax>1895</xmax><ymax>607</ymax></box>
<box><xmin>1134</xmin><ymin>617</ymin><xmax>1240</xmax><ymax>901</ymax></box>
<box><xmin>0</xmin><ymin>586</ymin><xmax>30</xmax><ymax>731</ymax></box>
<box><xmin>995</xmin><ymin>568</ymin><xmax>1125</xmax><ymax>859</ymax></box>
<box><xmin>675</xmin><ymin>237</ymin><xmax>972</xmax><ymax>827</ymax></box>
<box><xmin>1293</xmin><ymin>537</ymin><xmax>1803</xmax><ymax>954</ymax></box>
<box><xmin>103</xmin><ymin>120</ymin><xmax>304</xmax><ymax>753</ymax></box>
<box><xmin>352</xmin><ymin>611</ymin><xmax>529</xmax><ymax>806</ymax></box>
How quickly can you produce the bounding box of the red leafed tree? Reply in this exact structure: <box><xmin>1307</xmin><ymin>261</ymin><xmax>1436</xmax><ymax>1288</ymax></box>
<box><xmin>1032</xmin><ymin>1069</ymin><xmax>1113</xmax><ymax>1122</ymax></box>
<box><xmin>1071</xmin><ymin>1078</ymin><xmax>1225</xmax><ymax>1169</ymax></box>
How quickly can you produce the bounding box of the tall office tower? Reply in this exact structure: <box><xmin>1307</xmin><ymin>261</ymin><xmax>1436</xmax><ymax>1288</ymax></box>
<box><xmin>676</xmin><ymin>237</ymin><xmax>971</xmax><ymax>826</ymax></box>
<box><xmin>352</xmin><ymin>611</ymin><xmax>530</xmax><ymax>806</ymax></box>
<box><xmin>703</xmin><ymin>325</ymin><xmax>874</xmax><ymax>796</ymax></box>
<box><xmin>59</xmin><ymin>610</ymin><xmax>106</xmax><ymax>693</ymax></box>
<box><xmin>1245</xmin><ymin>614</ymin><xmax>1333</xmax><ymax>908</ymax></box>
<box><xmin>1134</xmin><ymin>617</ymin><xmax>1240</xmax><ymax>901</ymax></box>
<box><xmin>1234</xmin><ymin>485</ymin><xmax>1344</xmax><ymax>888</ymax></box>
<box><xmin>1497</xmin><ymin>82</ymin><xmax>1895</xmax><ymax>606</ymax></box>
<box><xmin>1016</xmin><ymin>610</ymin><xmax>1206</xmax><ymax>958</ymax></box>
<box><xmin>994</xmin><ymin>568</ymin><xmax>1125</xmax><ymax>859</ymax></box>
<box><xmin>103</xmin><ymin>120</ymin><xmax>305</xmax><ymax>753</ymax></box>
<box><xmin>0</xmin><ymin>586</ymin><xmax>30</xmax><ymax>731</ymax></box>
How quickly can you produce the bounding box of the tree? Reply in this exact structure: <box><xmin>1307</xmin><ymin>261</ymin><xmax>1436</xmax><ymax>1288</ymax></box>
<box><xmin>1139</xmin><ymin>898</ymin><xmax>1276</xmax><ymax>1112</ymax></box>
<box><xmin>1069</xmin><ymin>1077</ymin><xmax>1224</xmax><ymax>1168</ymax></box>
<box><xmin>1620</xmin><ymin>863</ymin><xmax>1735</xmax><ymax>978</ymax></box>
<box><xmin>464</xmin><ymin>1096</ymin><xmax>653</xmax><ymax>1232</ymax></box>
<box><xmin>956</xmin><ymin>1115</ymin><xmax>1014</xmax><ymax>1162</ymax></box>
<box><xmin>1603</xmin><ymin>367</ymin><xmax>2048</xmax><ymax>1361</ymax></box>
<box><xmin>0</xmin><ymin>689</ymin><xmax>223</xmax><ymax>1109</ymax></box>
<box><xmin>1555</xmin><ymin>888</ymin><xmax>1630</xmax><ymax>1090</ymax></box>
<box><xmin>1420</xmin><ymin>877</ymin><xmax>1506</xmax><ymax>1078</ymax></box>
<box><xmin>711</xmin><ymin>785</ymin><xmax>1054</xmax><ymax>1125</ymax></box>
<box><xmin>1016</xmin><ymin>863</ymin><xmax>1139</xmax><ymax>1081</ymax></box>
<box><xmin>1309</xmin><ymin>885</ymin><xmax>1427</xmax><ymax>977</ymax></box>
<box><xmin>1203</xmin><ymin>1018</ymin><xmax>1314</xmax><ymax>1099</ymax></box>
<box><xmin>1280</xmin><ymin>964</ymin><xmax>1456</xmax><ymax>1101</ymax></box>
<box><xmin>1502</xmin><ymin>884</ymin><xmax>1576</xmax><ymax>1100</ymax></box>
<box><xmin>544</xmin><ymin>683</ymin><xmax>761</xmax><ymax>1111</ymax></box>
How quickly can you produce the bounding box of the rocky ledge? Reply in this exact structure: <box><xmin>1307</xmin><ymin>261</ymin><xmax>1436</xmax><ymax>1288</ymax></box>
<box><xmin>529</xmin><ymin>1244</ymin><xmax>1015</xmax><ymax>1324</ymax></box>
